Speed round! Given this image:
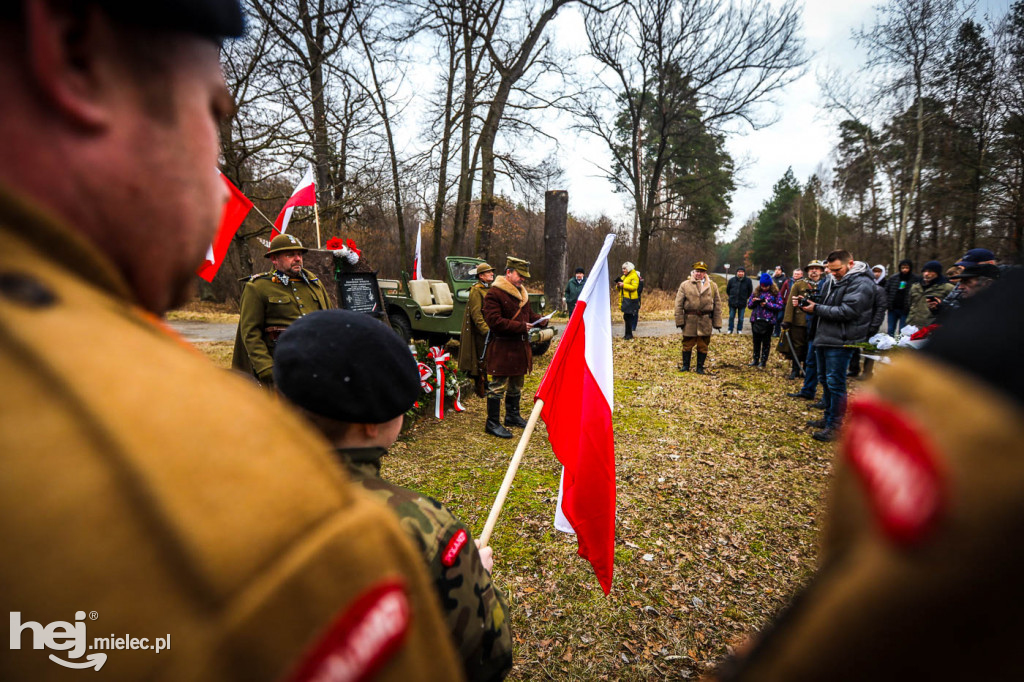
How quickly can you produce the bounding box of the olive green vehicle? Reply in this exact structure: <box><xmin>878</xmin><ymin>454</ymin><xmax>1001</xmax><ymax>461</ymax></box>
<box><xmin>379</xmin><ymin>256</ymin><xmax>556</xmax><ymax>356</ymax></box>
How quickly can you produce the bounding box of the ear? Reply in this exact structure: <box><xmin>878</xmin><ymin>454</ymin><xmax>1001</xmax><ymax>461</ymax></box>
<box><xmin>24</xmin><ymin>0</ymin><xmax>114</xmax><ymax>129</ymax></box>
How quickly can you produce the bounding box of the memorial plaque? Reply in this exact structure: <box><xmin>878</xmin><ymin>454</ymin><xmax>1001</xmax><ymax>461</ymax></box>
<box><xmin>337</xmin><ymin>272</ymin><xmax>385</xmax><ymax>318</ymax></box>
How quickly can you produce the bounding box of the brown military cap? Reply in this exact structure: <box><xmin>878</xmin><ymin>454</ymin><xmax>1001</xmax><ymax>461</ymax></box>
<box><xmin>505</xmin><ymin>257</ymin><xmax>531</xmax><ymax>278</ymax></box>
<box><xmin>692</xmin><ymin>261</ymin><xmax>709</xmax><ymax>271</ymax></box>
<box><xmin>475</xmin><ymin>262</ymin><xmax>495</xmax><ymax>276</ymax></box>
<box><xmin>265</xmin><ymin>233</ymin><xmax>308</xmax><ymax>257</ymax></box>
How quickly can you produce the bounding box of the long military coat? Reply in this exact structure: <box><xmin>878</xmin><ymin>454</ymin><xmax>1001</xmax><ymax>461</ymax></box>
<box><xmin>483</xmin><ymin>276</ymin><xmax>542</xmax><ymax>377</ymax></box>
<box><xmin>338</xmin><ymin>447</ymin><xmax>514</xmax><ymax>682</ymax></box>
<box><xmin>0</xmin><ymin>185</ymin><xmax>463</xmax><ymax>682</ymax></box>
<box><xmin>232</xmin><ymin>268</ymin><xmax>331</xmax><ymax>378</ymax></box>
<box><xmin>458</xmin><ymin>282</ymin><xmax>489</xmax><ymax>375</ymax></box>
<box><xmin>674</xmin><ymin>276</ymin><xmax>723</xmax><ymax>336</ymax></box>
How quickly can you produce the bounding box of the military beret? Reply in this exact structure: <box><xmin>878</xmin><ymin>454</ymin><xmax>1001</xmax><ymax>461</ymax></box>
<box><xmin>505</xmin><ymin>257</ymin><xmax>531</xmax><ymax>278</ymax></box>
<box><xmin>265</xmin><ymin>233</ymin><xmax>308</xmax><ymax>257</ymax></box>
<box><xmin>273</xmin><ymin>310</ymin><xmax>420</xmax><ymax>424</ymax></box>
<box><xmin>83</xmin><ymin>1</ymin><xmax>244</xmax><ymax>39</ymax></box>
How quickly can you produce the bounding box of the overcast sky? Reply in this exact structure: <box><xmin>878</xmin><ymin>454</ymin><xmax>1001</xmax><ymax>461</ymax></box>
<box><xmin>513</xmin><ymin>0</ymin><xmax>1013</xmax><ymax>242</ymax></box>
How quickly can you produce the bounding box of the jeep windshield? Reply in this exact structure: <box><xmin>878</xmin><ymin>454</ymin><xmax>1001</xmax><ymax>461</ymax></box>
<box><xmin>449</xmin><ymin>261</ymin><xmax>480</xmax><ymax>281</ymax></box>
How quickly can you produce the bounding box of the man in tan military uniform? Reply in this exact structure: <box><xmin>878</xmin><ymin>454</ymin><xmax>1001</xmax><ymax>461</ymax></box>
<box><xmin>459</xmin><ymin>261</ymin><xmax>495</xmax><ymax>398</ymax></box>
<box><xmin>717</xmin><ymin>271</ymin><xmax>1024</xmax><ymax>681</ymax></box>
<box><xmin>0</xmin><ymin>3</ymin><xmax>462</xmax><ymax>680</ymax></box>
<box><xmin>673</xmin><ymin>261</ymin><xmax>723</xmax><ymax>374</ymax></box>
<box><xmin>232</xmin><ymin>233</ymin><xmax>331</xmax><ymax>387</ymax></box>
<box><xmin>274</xmin><ymin>310</ymin><xmax>514</xmax><ymax>681</ymax></box>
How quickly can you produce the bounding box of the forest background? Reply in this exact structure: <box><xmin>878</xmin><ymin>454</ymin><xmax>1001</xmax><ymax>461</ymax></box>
<box><xmin>206</xmin><ymin>0</ymin><xmax>1024</xmax><ymax>307</ymax></box>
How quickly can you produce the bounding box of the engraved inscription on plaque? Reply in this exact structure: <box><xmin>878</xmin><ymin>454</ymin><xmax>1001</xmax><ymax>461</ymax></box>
<box><xmin>337</xmin><ymin>272</ymin><xmax>384</xmax><ymax>317</ymax></box>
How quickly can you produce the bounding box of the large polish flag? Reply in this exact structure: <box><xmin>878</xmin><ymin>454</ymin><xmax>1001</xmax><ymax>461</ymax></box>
<box><xmin>197</xmin><ymin>171</ymin><xmax>253</xmax><ymax>283</ymax></box>
<box><xmin>535</xmin><ymin>233</ymin><xmax>616</xmax><ymax>594</ymax></box>
<box><xmin>412</xmin><ymin>222</ymin><xmax>423</xmax><ymax>280</ymax></box>
<box><xmin>273</xmin><ymin>164</ymin><xmax>316</xmax><ymax>235</ymax></box>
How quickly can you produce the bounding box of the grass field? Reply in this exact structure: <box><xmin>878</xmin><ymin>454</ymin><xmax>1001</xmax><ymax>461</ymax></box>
<box><xmin>196</xmin><ymin>331</ymin><xmax>834</xmax><ymax>679</ymax></box>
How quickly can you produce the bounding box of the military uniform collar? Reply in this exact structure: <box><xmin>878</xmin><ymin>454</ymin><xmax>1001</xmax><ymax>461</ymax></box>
<box><xmin>0</xmin><ymin>182</ymin><xmax>135</xmax><ymax>304</ymax></box>
<box><xmin>334</xmin><ymin>446</ymin><xmax>387</xmax><ymax>474</ymax></box>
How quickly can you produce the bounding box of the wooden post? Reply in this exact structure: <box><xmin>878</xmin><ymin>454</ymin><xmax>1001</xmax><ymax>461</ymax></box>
<box><xmin>478</xmin><ymin>399</ymin><xmax>545</xmax><ymax>547</ymax></box>
<box><xmin>314</xmin><ymin>202</ymin><xmax>322</xmax><ymax>249</ymax></box>
<box><xmin>544</xmin><ymin>190</ymin><xmax>568</xmax><ymax>312</ymax></box>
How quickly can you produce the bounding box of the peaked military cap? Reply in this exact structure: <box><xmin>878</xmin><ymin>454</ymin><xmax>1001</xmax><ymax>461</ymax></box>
<box><xmin>265</xmin><ymin>233</ymin><xmax>308</xmax><ymax>257</ymax></box>
<box><xmin>475</xmin><ymin>262</ymin><xmax>495</xmax><ymax>276</ymax></box>
<box><xmin>505</xmin><ymin>257</ymin><xmax>531</xmax><ymax>278</ymax></box>
<box><xmin>274</xmin><ymin>310</ymin><xmax>421</xmax><ymax>424</ymax></box>
<box><xmin>806</xmin><ymin>259</ymin><xmax>826</xmax><ymax>270</ymax></box>
<box><xmin>693</xmin><ymin>261</ymin><xmax>709</xmax><ymax>271</ymax></box>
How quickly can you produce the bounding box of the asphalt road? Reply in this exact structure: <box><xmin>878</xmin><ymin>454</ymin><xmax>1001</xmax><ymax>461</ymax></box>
<box><xmin>166</xmin><ymin>317</ymin><xmax>751</xmax><ymax>343</ymax></box>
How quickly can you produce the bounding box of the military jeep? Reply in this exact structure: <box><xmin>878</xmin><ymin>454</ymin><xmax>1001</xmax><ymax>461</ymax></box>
<box><xmin>378</xmin><ymin>256</ymin><xmax>556</xmax><ymax>356</ymax></box>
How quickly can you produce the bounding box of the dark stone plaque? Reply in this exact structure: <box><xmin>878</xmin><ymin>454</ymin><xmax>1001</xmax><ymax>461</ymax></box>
<box><xmin>337</xmin><ymin>272</ymin><xmax>385</xmax><ymax>318</ymax></box>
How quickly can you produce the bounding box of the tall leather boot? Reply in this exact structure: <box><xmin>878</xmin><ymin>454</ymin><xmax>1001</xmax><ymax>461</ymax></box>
<box><xmin>759</xmin><ymin>345</ymin><xmax>769</xmax><ymax>368</ymax></box>
<box><xmin>786</xmin><ymin>359</ymin><xmax>800</xmax><ymax>380</ymax></box>
<box><xmin>748</xmin><ymin>337</ymin><xmax>760</xmax><ymax>366</ymax></box>
<box><xmin>679</xmin><ymin>350</ymin><xmax>692</xmax><ymax>372</ymax></box>
<box><xmin>486</xmin><ymin>397</ymin><xmax>512</xmax><ymax>438</ymax></box>
<box><xmin>504</xmin><ymin>395</ymin><xmax>528</xmax><ymax>428</ymax></box>
<box><xmin>695</xmin><ymin>352</ymin><xmax>708</xmax><ymax>375</ymax></box>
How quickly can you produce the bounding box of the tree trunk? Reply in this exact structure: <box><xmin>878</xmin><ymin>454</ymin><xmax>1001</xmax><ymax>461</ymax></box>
<box><xmin>299</xmin><ymin>0</ymin><xmax>331</xmax><ymax>219</ymax></box>
<box><xmin>544</xmin><ymin>190</ymin><xmax>568</xmax><ymax>312</ymax></box>
<box><xmin>475</xmin><ymin>103</ymin><xmax>504</xmax><ymax>259</ymax></box>
<box><xmin>432</xmin><ymin>43</ymin><xmax>458</xmax><ymax>273</ymax></box>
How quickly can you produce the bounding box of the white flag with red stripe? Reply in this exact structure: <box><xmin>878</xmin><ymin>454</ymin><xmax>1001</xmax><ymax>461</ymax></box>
<box><xmin>273</xmin><ymin>163</ymin><xmax>316</xmax><ymax>235</ymax></box>
<box><xmin>534</xmin><ymin>233</ymin><xmax>616</xmax><ymax>594</ymax></box>
<box><xmin>412</xmin><ymin>222</ymin><xmax>423</xmax><ymax>280</ymax></box>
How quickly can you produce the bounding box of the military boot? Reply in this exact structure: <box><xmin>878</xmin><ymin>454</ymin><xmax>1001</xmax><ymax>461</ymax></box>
<box><xmin>486</xmin><ymin>397</ymin><xmax>512</xmax><ymax>438</ymax></box>
<box><xmin>695</xmin><ymin>352</ymin><xmax>709</xmax><ymax>375</ymax></box>
<box><xmin>504</xmin><ymin>396</ymin><xmax>528</xmax><ymax>428</ymax></box>
<box><xmin>679</xmin><ymin>351</ymin><xmax>692</xmax><ymax>372</ymax></box>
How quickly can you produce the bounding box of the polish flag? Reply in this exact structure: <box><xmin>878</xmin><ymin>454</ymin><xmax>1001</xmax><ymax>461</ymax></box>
<box><xmin>273</xmin><ymin>164</ymin><xmax>316</xmax><ymax>235</ymax></box>
<box><xmin>412</xmin><ymin>222</ymin><xmax>423</xmax><ymax>280</ymax></box>
<box><xmin>535</xmin><ymin>233</ymin><xmax>616</xmax><ymax>594</ymax></box>
<box><xmin>197</xmin><ymin>171</ymin><xmax>253</xmax><ymax>283</ymax></box>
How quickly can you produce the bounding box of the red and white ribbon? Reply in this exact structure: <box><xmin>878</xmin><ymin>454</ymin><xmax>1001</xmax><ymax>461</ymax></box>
<box><xmin>417</xmin><ymin>362</ymin><xmax>434</xmax><ymax>393</ymax></box>
<box><xmin>427</xmin><ymin>346</ymin><xmax>465</xmax><ymax>420</ymax></box>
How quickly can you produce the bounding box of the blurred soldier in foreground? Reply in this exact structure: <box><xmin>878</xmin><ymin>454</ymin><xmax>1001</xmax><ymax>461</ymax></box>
<box><xmin>0</xmin><ymin>2</ymin><xmax>462</xmax><ymax>680</ymax></box>
<box><xmin>717</xmin><ymin>270</ymin><xmax>1024</xmax><ymax>681</ymax></box>
<box><xmin>232</xmin><ymin>233</ymin><xmax>331</xmax><ymax>389</ymax></box>
<box><xmin>459</xmin><ymin>261</ymin><xmax>495</xmax><ymax>398</ymax></box>
<box><xmin>275</xmin><ymin>310</ymin><xmax>514</xmax><ymax>681</ymax></box>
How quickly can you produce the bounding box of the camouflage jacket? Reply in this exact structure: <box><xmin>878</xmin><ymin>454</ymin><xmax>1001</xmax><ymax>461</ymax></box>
<box><xmin>336</xmin><ymin>447</ymin><xmax>514</xmax><ymax>682</ymax></box>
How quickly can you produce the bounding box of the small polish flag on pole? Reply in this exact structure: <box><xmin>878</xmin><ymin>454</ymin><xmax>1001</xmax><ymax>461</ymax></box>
<box><xmin>478</xmin><ymin>233</ymin><xmax>617</xmax><ymax>595</ymax></box>
<box><xmin>197</xmin><ymin>171</ymin><xmax>252</xmax><ymax>283</ymax></box>
<box><xmin>412</xmin><ymin>222</ymin><xmax>423</xmax><ymax>280</ymax></box>
<box><xmin>273</xmin><ymin>163</ymin><xmax>316</xmax><ymax>236</ymax></box>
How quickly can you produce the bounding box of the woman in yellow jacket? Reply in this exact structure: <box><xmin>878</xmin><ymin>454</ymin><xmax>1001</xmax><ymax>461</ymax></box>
<box><xmin>617</xmin><ymin>261</ymin><xmax>641</xmax><ymax>339</ymax></box>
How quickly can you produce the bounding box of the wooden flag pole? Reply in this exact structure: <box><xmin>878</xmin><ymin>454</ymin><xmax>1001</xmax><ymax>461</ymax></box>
<box><xmin>314</xmin><ymin>201</ymin><xmax>322</xmax><ymax>249</ymax></box>
<box><xmin>478</xmin><ymin>398</ymin><xmax>546</xmax><ymax>547</ymax></box>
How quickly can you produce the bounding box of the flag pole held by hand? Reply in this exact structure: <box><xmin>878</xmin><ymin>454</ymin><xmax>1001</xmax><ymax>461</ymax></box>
<box><xmin>478</xmin><ymin>399</ymin><xmax>545</xmax><ymax>547</ymax></box>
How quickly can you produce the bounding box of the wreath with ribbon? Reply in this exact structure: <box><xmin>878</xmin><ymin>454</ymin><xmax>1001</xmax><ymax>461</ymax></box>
<box><xmin>413</xmin><ymin>345</ymin><xmax>465</xmax><ymax>420</ymax></box>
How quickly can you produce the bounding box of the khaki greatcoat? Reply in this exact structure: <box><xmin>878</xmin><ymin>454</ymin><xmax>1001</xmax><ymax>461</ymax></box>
<box><xmin>674</xmin><ymin>276</ymin><xmax>723</xmax><ymax>336</ymax></box>
<box><xmin>0</xmin><ymin>185</ymin><xmax>463</xmax><ymax>682</ymax></box>
<box><xmin>457</xmin><ymin>282</ymin><xmax>489</xmax><ymax>376</ymax></box>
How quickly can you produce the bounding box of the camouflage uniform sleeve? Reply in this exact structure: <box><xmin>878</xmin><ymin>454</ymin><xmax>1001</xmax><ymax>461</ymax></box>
<box><xmin>430</xmin><ymin>516</ymin><xmax>513</xmax><ymax>682</ymax></box>
<box><xmin>238</xmin><ymin>280</ymin><xmax>273</xmax><ymax>378</ymax></box>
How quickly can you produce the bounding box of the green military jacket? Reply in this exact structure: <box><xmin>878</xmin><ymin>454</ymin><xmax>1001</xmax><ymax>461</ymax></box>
<box><xmin>458</xmin><ymin>282</ymin><xmax>489</xmax><ymax>375</ymax></box>
<box><xmin>232</xmin><ymin>269</ymin><xmax>331</xmax><ymax>379</ymax></box>
<box><xmin>783</xmin><ymin>278</ymin><xmax>820</xmax><ymax>328</ymax></box>
<box><xmin>337</xmin><ymin>447</ymin><xmax>514</xmax><ymax>682</ymax></box>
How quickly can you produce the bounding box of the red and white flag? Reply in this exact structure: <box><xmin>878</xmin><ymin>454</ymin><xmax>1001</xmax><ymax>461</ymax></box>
<box><xmin>273</xmin><ymin>163</ymin><xmax>316</xmax><ymax>235</ymax></box>
<box><xmin>197</xmin><ymin>171</ymin><xmax>253</xmax><ymax>283</ymax></box>
<box><xmin>535</xmin><ymin>233</ymin><xmax>616</xmax><ymax>594</ymax></box>
<box><xmin>412</xmin><ymin>222</ymin><xmax>423</xmax><ymax>280</ymax></box>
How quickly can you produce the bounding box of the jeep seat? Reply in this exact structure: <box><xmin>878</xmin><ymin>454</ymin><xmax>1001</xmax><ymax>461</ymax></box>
<box><xmin>408</xmin><ymin>279</ymin><xmax>452</xmax><ymax>315</ymax></box>
<box><xmin>429</xmin><ymin>282</ymin><xmax>455</xmax><ymax>313</ymax></box>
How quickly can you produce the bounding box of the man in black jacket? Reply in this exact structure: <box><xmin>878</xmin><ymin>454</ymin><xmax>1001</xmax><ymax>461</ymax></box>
<box><xmin>727</xmin><ymin>268</ymin><xmax>753</xmax><ymax>333</ymax></box>
<box><xmin>884</xmin><ymin>259</ymin><xmax>919</xmax><ymax>335</ymax></box>
<box><xmin>797</xmin><ymin>250</ymin><xmax>881</xmax><ymax>442</ymax></box>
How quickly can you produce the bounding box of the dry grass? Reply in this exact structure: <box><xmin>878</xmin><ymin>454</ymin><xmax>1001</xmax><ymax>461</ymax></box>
<box><xmin>192</xmin><ymin>331</ymin><xmax>835</xmax><ymax>679</ymax></box>
<box><xmin>166</xmin><ymin>301</ymin><xmax>239</xmax><ymax>324</ymax></box>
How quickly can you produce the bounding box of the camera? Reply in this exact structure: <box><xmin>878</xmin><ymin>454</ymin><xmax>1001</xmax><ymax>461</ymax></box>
<box><xmin>796</xmin><ymin>291</ymin><xmax>821</xmax><ymax>308</ymax></box>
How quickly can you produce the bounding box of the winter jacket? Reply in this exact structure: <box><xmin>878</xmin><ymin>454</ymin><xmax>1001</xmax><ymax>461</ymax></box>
<box><xmin>482</xmin><ymin>275</ymin><xmax>542</xmax><ymax>376</ymax></box>
<box><xmin>674</xmin><ymin>276</ymin><xmax>722</xmax><ymax>336</ymax></box>
<box><xmin>727</xmin><ymin>275</ymin><xmax>753</xmax><ymax>308</ymax></box>
<box><xmin>784</xmin><ymin>278</ymin><xmax>822</xmax><ymax>328</ymax></box>
<box><xmin>747</xmin><ymin>286</ymin><xmax>783</xmax><ymax>326</ymax></box>
<box><xmin>564</xmin><ymin>275</ymin><xmax>587</xmax><ymax>313</ymax></box>
<box><xmin>885</xmin><ymin>271</ymin><xmax>921</xmax><ymax>312</ymax></box>
<box><xmin>619</xmin><ymin>269</ymin><xmax>640</xmax><ymax>307</ymax></box>
<box><xmin>812</xmin><ymin>261</ymin><xmax>882</xmax><ymax>348</ymax></box>
<box><xmin>807</xmin><ymin>276</ymin><xmax>833</xmax><ymax>340</ymax></box>
<box><xmin>907</xmin><ymin>278</ymin><xmax>955</xmax><ymax>328</ymax></box>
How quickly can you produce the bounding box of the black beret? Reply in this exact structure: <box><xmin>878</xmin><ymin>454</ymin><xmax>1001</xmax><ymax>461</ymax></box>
<box><xmin>93</xmin><ymin>1</ymin><xmax>244</xmax><ymax>39</ymax></box>
<box><xmin>273</xmin><ymin>310</ymin><xmax>421</xmax><ymax>424</ymax></box>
